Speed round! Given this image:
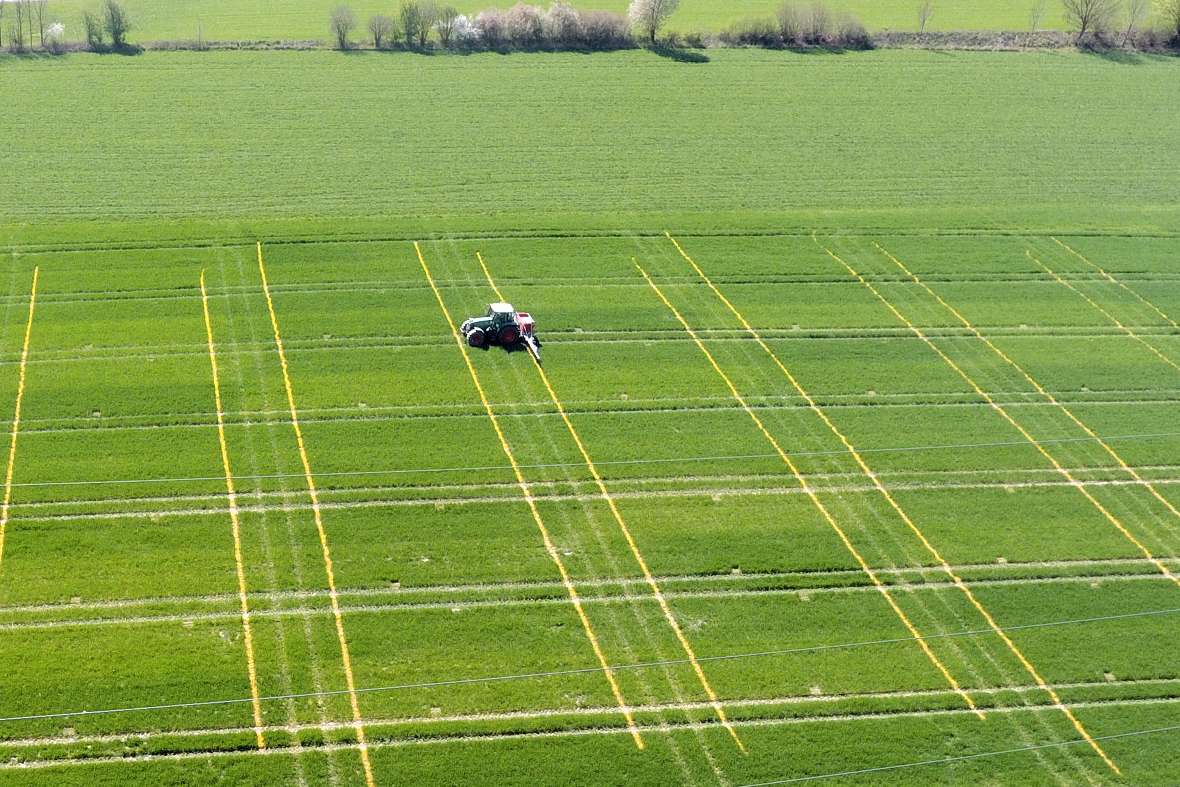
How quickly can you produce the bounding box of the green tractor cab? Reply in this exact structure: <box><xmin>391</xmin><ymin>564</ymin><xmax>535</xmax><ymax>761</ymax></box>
<box><xmin>460</xmin><ymin>302</ymin><xmax>542</xmax><ymax>363</ymax></box>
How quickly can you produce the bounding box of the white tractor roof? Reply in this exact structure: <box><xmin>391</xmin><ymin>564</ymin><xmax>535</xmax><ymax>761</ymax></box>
<box><xmin>490</xmin><ymin>302</ymin><xmax>515</xmax><ymax>313</ymax></box>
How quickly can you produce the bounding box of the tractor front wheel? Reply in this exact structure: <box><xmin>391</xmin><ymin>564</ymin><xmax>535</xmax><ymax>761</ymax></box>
<box><xmin>467</xmin><ymin>328</ymin><xmax>487</xmax><ymax>348</ymax></box>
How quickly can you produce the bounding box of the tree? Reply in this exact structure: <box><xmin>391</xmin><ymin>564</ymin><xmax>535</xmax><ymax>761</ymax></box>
<box><xmin>1</xmin><ymin>1</ymin><xmax>7</xmax><ymax>49</ymax></box>
<box><xmin>82</xmin><ymin>9</ymin><xmax>104</xmax><ymax>49</ymax></box>
<box><xmin>34</xmin><ymin>0</ymin><xmax>47</xmax><ymax>46</ymax></box>
<box><xmin>804</xmin><ymin>1</ymin><xmax>831</xmax><ymax>43</ymax></box>
<box><xmin>435</xmin><ymin>5</ymin><xmax>459</xmax><ymax>46</ymax></box>
<box><xmin>417</xmin><ymin>0</ymin><xmax>437</xmax><ymax>46</ymax></box>
<box><xmin>329</xmin><ymin>5</ymin><xmax>356</xmax><ymax>49</ymax></box>
<box><xmin>1061</xmin><ymin>0</ymin><xmax>1118</xmax><ymax>40</ymax></box>
<box><xmin>918</xmin><ymin>0</ymin><xmax>933</xmax><ymax>33</ymax></box>
<box><xmin>45</xmin><ymin>20</ymin><xmax>64</xmax><ymax>52</ymax></box>
<box><xmin>1120</xmin><ymin>0</ymin><xmax>1148</xmax><ymax>44</ymax></box>
<box><xmin>13</xmin><ymin>0</ymin><xmax>27</xmax><ymax>49</ymax></box>
<box><xmin>1028</xmin><ymin>0</ymin><xmax>1047</xmax><ymax>32</ymax></box>
<box><xmin>506</xmin><ymin>2</ymin><xmax>543</xmax><ymax>46</ymax></box>
<box><xmin>102</xmin><ymin>0</ymin><xmax>131</xmax><ymax>48</ymax></box>
<box><xmin>474</xmin><ymin>8</ymin><xmax>506</xmax><ymax>46</ymax></box>
<box><xmin>627</xmin><ymin>0</ymin><xmax>678</xmax><ymax>45</ymax></box>
<box><xmin>542</xmin><ymin>1</ymin><xmax>581</xmax><ymax>47</ymax></box>
<box><xmin>1165</xmin><ymin>0</ymin><xmax>1180</xmax><ymax>42</ymax></box>
<box><xmin>400</xmin><ymin>1</ymin><xmax>423</xmax><ymax>47</ymax></box>
<box><xmin>367</xmin><ymin>13</ymin><xmax>392</xmax><ymax>48</ymax></box>
<box><xmin>776</xmin><ymin>2</ymin><xmax>802</xmax><ymax>44</ymax></box>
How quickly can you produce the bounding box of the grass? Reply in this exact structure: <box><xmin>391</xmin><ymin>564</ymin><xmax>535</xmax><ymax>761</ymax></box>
<box><xmin>0</xmin><ymin>45</ymin><xmax>1178</xmax><ymax>785</ymax></box>
<box><xmin>33</xmin><ymin>0</ymin><xmax>1083</xmax><ymax>43</ymax></box>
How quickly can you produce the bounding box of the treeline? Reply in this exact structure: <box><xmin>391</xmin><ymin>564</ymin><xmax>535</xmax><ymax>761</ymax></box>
<box><xmin>0</xmin><ymin>0</ymin><xmax>57</xmax><ymax>52</ymax></box>
<box><xmin>330</xmin><ymin>1</ymin><xmax>643</xmax><ymax>51</ymax></box>
<box><xmin>2</xmin><ymin>0</ymin><xmax>132</xmax><ymax>53</ymax></box>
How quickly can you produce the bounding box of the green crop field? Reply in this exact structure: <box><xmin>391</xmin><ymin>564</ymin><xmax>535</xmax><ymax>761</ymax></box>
<box><xmin>36</xmin><ymin>0</ymin><xmax>1078</xmax><ymax>43</ymax></box>
<box><xmin>1</xmin><ymin>47</ymin><xmax>1179</xmax><ymax>785</ymax></box>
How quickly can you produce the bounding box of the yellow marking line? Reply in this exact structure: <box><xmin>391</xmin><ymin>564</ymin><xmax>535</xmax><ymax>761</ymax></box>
<box><xmin>0</xmin><ymin>267</ymin><xmax>38</xmax><ymax>568</ymax></box>
<box><xmin>200</xmin><ymin>270</ymin><xmax>266</xmax><ymax>749</ymax></box>
<box><xmin>256</xmin><ymin>243</ymin><xmax>376</xmax><ymax>787</ymax></box>
<box><xmin>1052</xmin><ymin>237</ymin><xmax>1180</xmax><ymax>329</ymax></box>
<box><xmin>634</xmin><ymin>257</ymin><xmax>986</xmax><ymax>722</ymax></box>
<box><xmin>1030</xmin><ymin>250</ymin><xmax>1180</xmax><ymax>376</ymax></box>
<box><xmin>876</xmin><ymin>242</ymin><xmax>1180</xmax><ymax>561</ymax></box>
<box><xmin>475</xmin><ymin>252</ymin><xmax>746</xmax><ymax>753</ymax></box>
<box><xmin>414</xmin><ymin>242</ymin><xmax>645</xmax><ymax>750</ymax></box>
<box><xmin>824</xmin><ymin>242</ymin><xmax>1125</xmax><ymax>774</ymax></box>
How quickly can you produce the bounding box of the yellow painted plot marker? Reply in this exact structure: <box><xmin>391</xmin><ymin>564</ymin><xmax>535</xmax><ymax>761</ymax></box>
<box><xmin>0</xmin><ymin>267</ymin><xmax>38</xmax><ymax>569</ymax></box>
<box><xmin>415</xmin><ymin>242</ymin><xmax>645</xmax><ymax>750</ymax></box>
<box><xmin>824</xmin><ymin>242</ymin><xmax>1123</xmax><ymax>775</ymax></box>
<box><xmin>875</xmin><ymin>241</ymin><xmax>1180</xmax><ymax>564</ymax></box>
<box><xmin>257</xmin><ymin>243</ymin><xmax>377</xmax><ymax>787</ymax></box>
<box><xmin>200</xmin><ymin>270</ymin><xmax>267</xmax><ymax>750</ymax></box>
<box><xmin>634</xmin><ymin>257</ymin><xmax>986</xmax><ymax>723</ymax></box>
<box><xmin>475</xmin><ymin>251</ymin><xmax>746</xmax><ymax>753</ymax></box>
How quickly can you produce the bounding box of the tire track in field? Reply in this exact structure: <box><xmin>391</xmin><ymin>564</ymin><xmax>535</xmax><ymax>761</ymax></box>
<box><xmin>0</xmin><ymin>570</ymin><xmax>1173</xmax><ymax>633</ymax></box>
<box><xmin>21</xmin><ymin>463</ymin><xmax>1180</xmax><ymax>517</ymax></box>
<box><xmin>1</xmin><ymin>678</ymin><xmax>1177</xmax><ymax>754</ymax></box>
<box><xmin>18</xmin><ymin>474</ymin><xmax>1180</xmax><ymax>525</ymax></box>
<box><xmin>219</xmin><ymin>248</ymin><xmax>314</xmax><ymax>787</ymax></box>
<box><xmin>14</xmin><ymin>323</ymin><xmax>1180</xmax><ymax>369</ymax></box>
<box><xmin>238</xmin><ymin>247</ymin><xmax>355</xmax><ymax>786</ymax></box>
<box><xmin>432</xmin><ymin>239</ymin><xmax>710</xmax><ymax>783</ymax></box>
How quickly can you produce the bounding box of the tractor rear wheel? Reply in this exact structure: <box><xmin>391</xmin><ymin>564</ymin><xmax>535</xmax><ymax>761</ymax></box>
<box><xmin>467</xmin><ymin>327</ymin><xmax>486</xmax><ymax>348</ymax></box>
<box><xmin>499</xmin><ymin>326</ymin><xmax>519</xmax><ymax>345</ymax></box>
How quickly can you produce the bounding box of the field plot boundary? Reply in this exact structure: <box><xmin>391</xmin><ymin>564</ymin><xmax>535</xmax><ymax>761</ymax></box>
<box><xmin>0</xmin><ymin>267</ymin><xmax>38</xmax><ymax>568</ymax></box>
<box><xmin>199</xmin><ymin>269</ymin><xmax>267</xmax><ymax>749</ymax></box>
<box><xmin>474</xmin><ymin>249</ymin><xmax>747</xmax><ymax>753</ymax></box>
<box><xmin>257</xmin><ymin>242</ymin><xmax>377</xmax><ymax>786</ymax></box>
<box><xmin>413</xmin><ymin>241</ymin><xmax>646</xmax><ymax>749</ymax></box>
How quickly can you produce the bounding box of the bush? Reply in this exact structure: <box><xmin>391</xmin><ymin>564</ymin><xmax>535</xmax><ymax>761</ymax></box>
<box><xmin>681</xmin><ymin>30</ymin><xmax>705</xmax><ymax>47</ymax></box>
<box><xmin>803</xmin><ymin>1</ymin><xmax>831</xmax><ymax>44</ymax></box>
<box><xmin>505</xmin><ymin>3</ymin><xmax>543</xmax><ymax>47</ymax></box>
<box><xmin>581</xmin><ymin>9</ymin><xmax>631</xmax><ymax>49</ymax></box>
<box><xmin>474</xmin><ymin>8</ymin><xmax>507</xmax><ymax>47</ymax></box>
<box><xmin>82</xmin><ymin>10</ymin><xmax>105</xmax><ymax>50</ymax></box>
<box><xmin>836</xmin><ymin>14</ymin><xmax>871</xmax><ymax>48</ymax></box>
<box><xmin>721</xmin><ymin>17</ymin><xmax>781</xmax><ymax>47</ymax></box>
<box><xmin>777</xmin><ymin>1</ymin><xmax>802</xmax><ymax>44</ymax></box>
<box><xmin>542</xmin><ymin>1</ymin><xmax>581</xmax><ymax>47</ymax></box>
<box><xmin>452</xmin><ymin>13</ymin><xmax>479</xmax><ymax>46</ymax></box>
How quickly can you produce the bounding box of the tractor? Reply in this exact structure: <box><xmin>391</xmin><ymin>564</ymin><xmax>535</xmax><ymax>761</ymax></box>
<box><xmin>460</xmin><ymin>302</ymin><xmax>542</xmax><ymax>363</ymax></box>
